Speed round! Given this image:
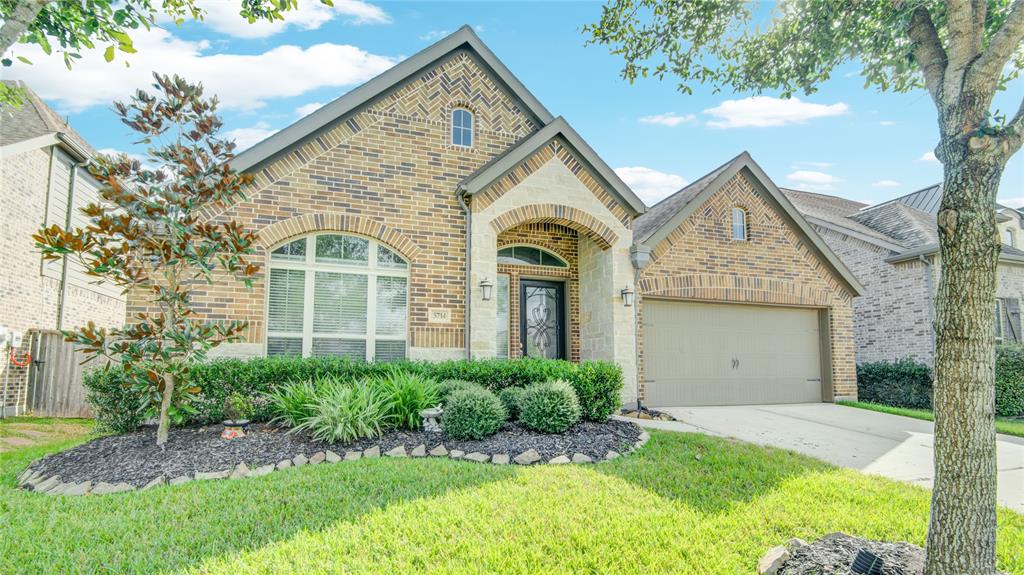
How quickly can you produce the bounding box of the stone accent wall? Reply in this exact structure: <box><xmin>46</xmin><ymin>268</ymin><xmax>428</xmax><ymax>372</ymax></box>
<box><xmin>496</xmin><ymin>223</ymin><xmax>580</xmax><ymax>361</ymax></box>
<box><xmin>637</xmin><ymin>171</ymin><xmax>857</xmax><ymax>401</ymax></box>
<box><xmin>131</xmin><ymin>49</ymin><xmax>540</xmax><ymax>360</ymax></box>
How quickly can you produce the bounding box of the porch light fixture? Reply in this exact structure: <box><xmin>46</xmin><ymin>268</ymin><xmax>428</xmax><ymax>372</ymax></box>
<box><xmin>480</xmin><ymin>278</ymin><xmax>494</xmax><ymax>301</ymax></box>
<box><xmin>620</xmin><ymin>286</ymin><xmax>635</xmax><ymax>307</ymax></box>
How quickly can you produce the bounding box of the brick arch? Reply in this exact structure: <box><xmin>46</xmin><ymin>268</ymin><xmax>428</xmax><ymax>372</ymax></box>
<box><xmin>638</xmin><ymin>273</ymin><xmax>833</xmax><ymax>307</ymax></box>
<box><xmin>489</xmin><ymin>204</ymin><xmax>618</xmax><ymax>250</ymax></box>
<box><xmin>258</xmin><ymin>213</ymin><xmax>423</xmax><ymax>262</ymax></box>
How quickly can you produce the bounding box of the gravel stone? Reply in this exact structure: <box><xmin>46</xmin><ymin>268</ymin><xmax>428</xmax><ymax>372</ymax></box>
<box><xmin>571</xmin><ymin>453</ymin><xmax>593</xmax><ymax>464</ymax></box>
<box><xmin>325</xmin><ymin>450</ymin><xmax>341</xmax><ymax>463</ymax></box>
<box><xmin>169</xmin><ymin>475</ymin><xmax>191</xmax><ymax>486</ymax></box>
<box><xmin>605</xmin><ymin>451</ymin><xmax>620</xmax><ymax>460</ymax></box>
<box><xmin>276</xmin><ymin>460</ymin><xmax>292</xmax><ymax>470</ymax></box>
<box><xmin>464</xmin><ymin>452</ymin><xmax>489</xmax><ymax>463</ymax></box>
<box><xmin>491</xmin><ymin>454</ymin><xmax>509</xmax><ymax>465</ymax></box>
<box><xmin>429</xmin><ymin>444</ymin><xmax>448</xmax><ymax>457</ymax></box>
<box><xmin>47</xmin><ymin>482</ymin><xmax>72</xmax><ymax>495</ymax></box>
<box><xmin>142</xmin><ymin>476</ymin><xmax>165</xmax><ymax>490</ymax></box>
<box><xmin>247</xmin><ymin>464</ymin><xmax>275</xmax><ymax>478</ymax></box>
<box><xmin>195</xmin><ymin>469</ymin><xmax>230</xmax><ymax>481</ymax></box>
<box><xmin>229</xmin><ymin>463</ymin><xmax>250</xmax><ymax>479</ymax></box>
<box><xmin>758</xmin><ymin>546</ymin><xmax>789</xmax><ymax>575</ymax></box>
<box><xmin>410</xmin><ymin>444</ymin><xmax>427</xmax><ymax>457</ymax></box>
<box><xmin>309</xmin><ymin>452</ymin><xmax>326</xmax><ymax>465</ymax></box>
<box><xmin>514</xmin><ymin>449</ymin><xmax>541</xmax><ymax>465</ymax></box>
<box><xmin>344</xmin><ymin>451</ymin><xmax>362</xmax><ymax>461</ymax></box>
<box><xmin>63</xmin><ymin>481</ymin><xmax>92</xmax><ymax>496</ymax></box>
<box><xmin>363</xmin><ymin>446</ymin><xmax>380</xmax><ymax>458</ymax></box>
<box><xmin>449</xmin><ymin>450</ymin><xmax>465</xmax><ymax>459</ymax></box>
<box><xmin>548</xmin><ymin>455</ymin><xmax>571</xmax><ymax>464</ymax></box>
<box><xmin>386</xmin><ymin>445</ymin><xmax>407</xmax><ymax>458</ymax></box>
<box><xmin>34</xmin><ymin>476</ymin><xmax>60</xmax><ymax>492</ymax></box>
<box><xmin>292</xmin><ymin>454</ymin><xmax>308</xmax><ymax>467</ymax></box>
<box><xmin>90</xmin><ymin>482</ymin><xmax>117</xmax><ymax>495</ymax></box>
<box><xmin>777</xmin><ymin>532</ymin><xmax>942</xmax><ymax>575</ymax></box>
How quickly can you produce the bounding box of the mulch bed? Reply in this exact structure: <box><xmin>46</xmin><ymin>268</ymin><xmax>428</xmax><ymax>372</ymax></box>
<box><xmin>25</xmin><ymin>419</ymin><xmax>642</xmax><ymax>488</ymax></box>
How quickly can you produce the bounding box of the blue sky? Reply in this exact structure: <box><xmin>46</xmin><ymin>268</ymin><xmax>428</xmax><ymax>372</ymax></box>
<box><xmin>5</xmin><ymin>0</ymin><xmax>1022</xmax><ymax>207</ymax></box>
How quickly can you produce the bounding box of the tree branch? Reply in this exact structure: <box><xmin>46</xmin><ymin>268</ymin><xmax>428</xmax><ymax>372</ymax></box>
<box><xmin>0</xmin><ymin>0</ymin><xmax>50</xmax><ymax>57</ymax></box>
<box><xmin>967</xmin><ymin>0</ymin><xmax>1024</xmax><ymax>95</ymax></box>
<box><xmin>908</xmin><ymin>5</ymin><xmax>948</xmax><ymax>107</ymax></box>
<box><xmin>1004</xmin><ymin>96</ymin><xmax>1024</xmax><ymax>157</ymax></box>
<box><xmin>944</xmin><ymin>0</ymin><xmax>981</xmax><ymax>97</ymax></box>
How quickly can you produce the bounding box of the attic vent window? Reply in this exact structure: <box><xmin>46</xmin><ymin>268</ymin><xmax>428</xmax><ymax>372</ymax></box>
<box><xmin>452</xmin><ymin>108</ymin><xmax>473</xmax><ymax>147</ymax></box>
<box><xmin>731</xmin><ymin>207</ymin><xmax>748</xmax><ymax>241</ymax></box>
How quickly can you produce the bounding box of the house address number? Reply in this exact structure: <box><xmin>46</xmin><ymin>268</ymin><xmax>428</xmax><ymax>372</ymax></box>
<box><xmin>428</xmin><ymin>308</ymin><xmax>451</xmax><ymax>324</ymax></box>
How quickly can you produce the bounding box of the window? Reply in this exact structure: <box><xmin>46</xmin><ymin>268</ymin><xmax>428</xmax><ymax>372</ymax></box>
<box><xmin>267</xmin><ymin>233</ymin><xmax>408</xmax><ymax>360</ymax></box>
<box><xmin>452</xmin><ymin>108</ymin><xmax>473</xmax><ymax>147</ymax></box>
<box><xmin>497</xmin><ymin>246</ymin><xmax>567</xmax><ymax>268</ymax></box>
<box><xmin>496</xmin><ymin>274</ymin><xmax>510</xmax><ymax>359</ymax></box>
<box><xmin>731</xmin><ymin>208</ymin><xmax>747</xmax><ymax>241</ymax></box>
<box><xmin>996</xmin><ymin>299</ymin><xmax>1004</xmax><ymax>342</ymax></box>
<box><xmin>1004</xmin><ymin>228</ymin><xmax>1015</xmax><ymax>247</ymax></box>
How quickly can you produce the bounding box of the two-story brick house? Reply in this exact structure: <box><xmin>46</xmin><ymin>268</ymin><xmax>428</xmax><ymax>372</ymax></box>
<box><xmin>127</xmin><ymin>27</ymin><xmax>864</xmax><ymax>407</ymax></box>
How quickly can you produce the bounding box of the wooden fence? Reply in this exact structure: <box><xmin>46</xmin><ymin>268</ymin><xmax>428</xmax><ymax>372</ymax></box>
<box><xmin>25</xmin><ymin>330</ymin><xmax>95</xmax><ymax>418</ymax></box>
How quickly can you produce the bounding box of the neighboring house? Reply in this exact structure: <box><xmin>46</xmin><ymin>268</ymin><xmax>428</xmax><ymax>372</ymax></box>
<box><xmin>786</xmin><ymin>184</ymin><xmax>1024</xmax><ymax>368</ymax></box>
<box><xmin>126</xmin><ymin>26</ymin><xmax>862</xmax><ymax>407</ymax></box>
<box><xmin>0</xmin><ymin>81</ymin><xmax>125</xmax><ymax>415</ymax></box>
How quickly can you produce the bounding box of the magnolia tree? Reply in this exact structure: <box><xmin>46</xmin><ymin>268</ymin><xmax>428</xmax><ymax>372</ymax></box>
<box><xmin>585</xmin><ymin>2</ymin><xmax>1023</xmax><ymax>574</ymax></box>
<box><xmin>35</xmin><ymin>74</ymin><xmax>259</xmax><ymax>446</ymax></box>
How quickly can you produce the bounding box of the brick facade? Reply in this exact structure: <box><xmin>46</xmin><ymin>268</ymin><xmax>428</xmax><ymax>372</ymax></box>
<box><xmin>636</xmin><ymin>171</ymin><xmax>858</xmax><ymax>401</ymax></box>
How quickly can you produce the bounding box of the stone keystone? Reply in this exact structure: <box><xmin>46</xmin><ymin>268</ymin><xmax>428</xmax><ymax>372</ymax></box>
<box><xmin>513</xmin><ymin>449</ymin><xmax>541</xmax><ymax>465</ymax></box>
<box><xmin>363</xmin><ymin>446</ymin><xmax>381</xmax><ymax>458</ymax></box>
<box><xmin>429</xmin><ymin>444</ymin><xmax>448</xmax><ymax>457</ymax></box>
<box><xmin>325</xmin><ymin>450</ymin><xmax>342</xmax><ymax>463</ymax></box>
<box><xmin>385</xmin><ymin>445</ymin><xmax>407</xmax><ymax>458</ymax></box>
<box><xmin>548</xmin><ymin>455</ymin><xmax>571</xmax><ymax>465</ymax></box>
<box><xmin>309</xmin><ymin>452</ymin><xmax>326</xmax><ymax>465</ymax></box>
<box><xmin>571</xmin><ymin>453</ymin><xmax>593</xmax><ymax>464</ymax></box>
<box><xmin>464</xmin><ymin>452</ymin><xmax>489</xmax><ymax>463</ymax></box>
<box><xmin>229</xmin><ymin>463</ymin><xmax>250</xmax><ymax>479</ymax></box>
<box><xmin>344</xmin><ymin>451</ymin><xmax>362</xmax><ymax>461</ymax></box>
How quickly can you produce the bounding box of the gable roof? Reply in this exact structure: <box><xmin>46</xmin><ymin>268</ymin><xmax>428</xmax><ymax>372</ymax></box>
<box><xmin>0</xmin><ymin>80</ymin><xmax>94</xmax><ymax>159</ymax></box>
<box><xmin>633</xmin><ymin>151</ymin><xmax>864</xmax><ymax>296</ymax></box>
<box><xmin>849</xmin><ymin>202</ymin><xmax>938</xmax><ymax>247</ymax></box>
<box><xmin>781</xmin><ymin>188</ymin><xmax>906</xmax><ymax>251</ymax></box>
<box><xmin>232</xmin><ymin>26</ymin><xmax>554</xmax><ymax>173</ymax></box>
<box><xmin>867</xmin><ymin>182</ymin><xmax>1017</xmax><ymax>215</ymax></box>
<box><xmin>457</xmin><ymin>116</ymin><xmax>646</xmax><ymax>215</ymax></box>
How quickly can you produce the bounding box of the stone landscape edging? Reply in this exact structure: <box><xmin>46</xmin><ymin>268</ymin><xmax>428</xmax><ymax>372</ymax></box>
<box><xmin>18</xmin><ymin>431</ymin><xmax>650</xmax><ymax>496</ymax></box>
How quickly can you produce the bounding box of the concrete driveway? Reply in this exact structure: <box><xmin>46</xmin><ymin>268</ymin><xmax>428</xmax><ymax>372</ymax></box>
<box><xmin>636</xmin><ymin>403</ymin><xmax>1024</xmax><ymax>512</ymax></box>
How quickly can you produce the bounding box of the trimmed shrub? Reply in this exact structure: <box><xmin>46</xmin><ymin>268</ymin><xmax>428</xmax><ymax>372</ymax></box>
<box><xmin>996</xmin><ymin>344</ymin><xmax>1024</xmax><ymax>417</ymax></box>
<box><xmin>437</xmin><ymin>379</ymin><xmax>482</xmax><ymax>405</ymax></box>
<box><xmin>372</xmin><ymin>371</ymin><xmax>439</xmax><ymax>430</ymax></box>
<box><xmin>519</xmin><ymin>380</ymin><xmax>582</xmax><ymax>433</ymax></box>
<box><xmin>441</xmin><ymin>387</ymin><xmax>506</xmax><ymax>440</ymax></box>
<box><xmin>293</xmin><ymin>377</ymin><xmax>388</xmax><ymax>443</ymax></box>
<box><xmin>83</xmin><ymin>356</ymin><xmax>623</xmax><ymax>433</ymax></box>
<box><xmin>265</xmin><ymin>379</ymin><xmax>318</xmax><ymax>428</ymax></box>
<box><xmin>569</xmin><ymin>361</ymin><xmax>622</xmax><ymax>421</ymax></box>
<box><xmin>497</xmin><ymin>387</ymin><xmax>525</xmax><ymax>420</ymax></box>
<box><xmin>856</xmin><ymin>359</ymin><xmax>933</xmax><ymax>409</ymax></box>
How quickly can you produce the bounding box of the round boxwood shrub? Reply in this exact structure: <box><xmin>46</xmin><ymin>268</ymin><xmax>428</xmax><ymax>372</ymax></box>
<box><xmin>441</xmin><ymin>387</ymin><xmax>507</xmax><ymax>439</ymax></box>
<box><xmin>518</xmin><ymin>380</ymin><xmax>581</xmax><ymax>433</ymax></box>
<box><xmin>437</xmin><ymin>379</ymin><xmax>482</xmax><ymax>405</ymax></box>
<box><xmin>497</xmin><ymin>387</ymin><xmax>525</xmax><ymax>420</ymax></box>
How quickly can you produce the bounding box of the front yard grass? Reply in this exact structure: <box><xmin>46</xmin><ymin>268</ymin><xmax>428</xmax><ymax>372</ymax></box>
<box><xmin>1</xmin><ymin>423</ymin><xmax>1022</xmax><ymax>574</ymax></box>
<box><xmin>838</xmin><ymin>400</ymin><xmax>1024</xmax><ymax>438</ymax></box>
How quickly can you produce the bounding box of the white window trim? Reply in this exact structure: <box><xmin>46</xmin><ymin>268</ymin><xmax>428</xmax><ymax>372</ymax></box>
<box><xmin>266</xmin><ymin>233</ymin><xmax>409</xmax><ymax>360</ymax></box>
<box><xmin>497</xmin><ymin>244</ymin><xmax>569</xmax><ymax>268</ymax></box>
<box><xmin>451</xmin><ymin>108</ymin><xmax>474</xmax><ymax>148</ymax></box>
<box><xmin>996</xmin><ymin>298</ymin><xmax>1004</xmax><ymax>343</ymax></box>
<box><xmin>731</xmin><ymin>207</ymin><xmax>748</xmax><ymax>241</ymax></box>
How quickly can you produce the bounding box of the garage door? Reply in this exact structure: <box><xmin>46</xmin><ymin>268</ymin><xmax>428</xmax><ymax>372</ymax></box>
<box><xmin>644</xmin><ymin>300</ymin><xmax>824</xmax><ymax>406</ymax></box>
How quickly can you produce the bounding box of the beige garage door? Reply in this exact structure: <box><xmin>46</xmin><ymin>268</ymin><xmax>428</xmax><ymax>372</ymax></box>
<box><xmin>644</xmin><ymin>300</ymin><xmax>824</xmax><ymax>406</ymax></box>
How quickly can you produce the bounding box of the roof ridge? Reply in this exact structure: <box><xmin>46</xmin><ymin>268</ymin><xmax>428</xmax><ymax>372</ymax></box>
<box><xmin>647</xmin><ymin>151</ymin><xmax>747</xmax><ymax>209</ymax></box>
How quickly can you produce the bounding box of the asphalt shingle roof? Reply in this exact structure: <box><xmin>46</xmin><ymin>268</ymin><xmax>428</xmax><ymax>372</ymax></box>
<box><xmin>0</xmin><ymin>80</ymin><xmax>95</xmax><ymax>155</ymax></box>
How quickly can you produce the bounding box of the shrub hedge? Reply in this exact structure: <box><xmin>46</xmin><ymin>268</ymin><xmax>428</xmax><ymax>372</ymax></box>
<box><xmin>996</xmin><ymin>344</ymin><xmax>1024</xmax><ymax>417</ymax></box>
<box><xmin>518</xmin><ymin>380</ymin><xmax>581</xmax><ymax>434</ymax></box>
<box><xmin>83</xmin><ymin>356</ymin><xmax>623</xmax><ymax>433</ymax></box>
<box><xmin>440</xmin><ymin>387</ymin><xmax>507</xmax><ymax>440</ymax></box>
<box><xmin>856</xmin><ymin>359</ymin><xmax>933</xmax><ymax>410</ymax></box>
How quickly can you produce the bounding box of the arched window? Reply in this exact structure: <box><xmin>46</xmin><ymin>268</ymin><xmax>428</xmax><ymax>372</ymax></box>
<box><xmin>267</xmin><ymin>233</ymin><xmax>408</xmax><ymax>361</ymax></box>
<box><xmin>452</xmin><ymin>108</ymin><xmax>473</xmax><ymax>147</ymax></box>
<box><xmin>731</xmin><ymin>207</ymin><xmax>747</xmax><ymax>241</ymax></box>
<box><xmin>497</xmin><ymin>245</ymin><xmax>567</xmax><ymax>268</ymax></box>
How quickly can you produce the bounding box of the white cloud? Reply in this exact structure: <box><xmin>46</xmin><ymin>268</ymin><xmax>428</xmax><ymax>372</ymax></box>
<box><xmin>1001</xmin><ymin>197</ymin><xmax>1024</xmax><ymax>209</ymax></box>
<box><xmin>295</xmin><ymin>102</ymin><xmax>324</xmax><ymax>117</ymax></box>
<box><xmin>703</xmin><ymin>96</ymin><xmax>849</xmax><ymax>129</ymax></box>
<box><xmin>785</xmin><ymin>170</ymin><xmax>840</xmax><ymax>192</ymax></box>
<box><xmin>184</xmin><ymin>0</ymin><xmax>389</xmax><ymax>38</ymax></box>
<box><xmin>872</xmin><ymin>179</ymin><xmax>901</xmax><ymax>188</ymax></box>
<box><xmin>920</xmin><ymin>151</ymin><xmax>940</xmax><ymax>163</ymax></box>
<box><xmin>792</xmin><ymin>161</ymin><xmax>833</xmax><ymax>170</ymax></box>
<box><xmin>879</xmin><ymin>120</ymin><xmax>896</xmax><ymax>126</ymax></box>
<box><xmin>614</xmin><ymin>166</ymin><xmax>688</xmax><ymax>206</ymax></box>
<box><xmin>5</xmin><ymin>26</ymin><xmax>398</xmax><ymax>112</ymax></box>
<box><xmin>638</xmin><ymin>112</ymin><xmax>696</xmax><ymax>127</ymax></box>
<box><xmin>419</xmin><ymin>25</ymin><xmax>483</xmax><ymax>42</ymax></box>
<box><xmin>224</xmin><ymin>122</ymin><xmax>279</xmax><ymax>151</ymax></box>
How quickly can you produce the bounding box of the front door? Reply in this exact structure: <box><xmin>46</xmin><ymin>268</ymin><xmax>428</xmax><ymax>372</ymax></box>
<box><xmin>519</xmin><ymin>280</ymin><xmax>566</xmax><ymax>360</ymax></box>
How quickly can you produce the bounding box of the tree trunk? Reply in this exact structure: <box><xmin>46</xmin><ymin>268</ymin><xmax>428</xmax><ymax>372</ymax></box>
<box><xmin>156</xmin><ymin>373</ymin><xmax>176</xmax><ymax>447</ymax></box>
<box><xmin>925</xmin><ymin>144</ymin><xmax>1004</xmax><ymax>575</ymax></box>
<box><xmin>0</xmin><ymin>0</ymin><xmax>50</xmax><ymax>57</ymax></box>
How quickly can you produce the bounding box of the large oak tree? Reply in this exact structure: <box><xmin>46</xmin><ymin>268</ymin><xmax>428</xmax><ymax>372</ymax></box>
<box><xmin>585</xmin><ymin>2</ymin><xmax>1023</xmax><ymax>574</ymax></box>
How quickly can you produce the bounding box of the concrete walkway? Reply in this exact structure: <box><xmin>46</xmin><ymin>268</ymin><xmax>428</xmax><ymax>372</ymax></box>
<box><xmin>624</xmin><ymin>403</ymin><xmax>1024</xmax><ymax>512</ymax></box>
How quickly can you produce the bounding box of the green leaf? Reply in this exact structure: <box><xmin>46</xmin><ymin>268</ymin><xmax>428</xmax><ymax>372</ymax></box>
<box><xmin>104</xmin><ymin>46</ymin><xmax>116</xmax><ymax>63</ymax></box>
<box><xmin>16</xmin><ymin>56</ymin><xmax>32</xmax><ymax>65</ymax></box>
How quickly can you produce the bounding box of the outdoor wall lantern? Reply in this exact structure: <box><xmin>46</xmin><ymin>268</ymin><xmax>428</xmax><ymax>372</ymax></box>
<box><xmin>620</xmin><ymin>286</ymin><xmax>635</xmax><ymax>307</ymax></box>
<box><xmin>480</xmin><ymin>278</ymin><xmax>494</xmax><ymax>301</ymax></box>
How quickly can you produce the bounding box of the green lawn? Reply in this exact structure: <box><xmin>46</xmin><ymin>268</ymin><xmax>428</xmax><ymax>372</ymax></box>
<box><xmin>838</xmin><ymin>400</ymin><xmax>1024</xmax><ymax>438</ymax></box>
<box><xmin>1</xmin><ymin>421</ymin><xmax>1022</xmax><ymax>574</ymax></box>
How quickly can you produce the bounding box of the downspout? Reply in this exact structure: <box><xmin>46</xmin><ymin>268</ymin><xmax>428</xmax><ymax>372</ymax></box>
<box><xmin>457</xmin><ymin>188</ymin><xmax>472</xmax><ymax>360</ymax></box>
<box><xmin>56</xmin><ymin>161</ymin><xmax>85</xmax><ymax>330</ymax></box>
<box><xmin>919</xmin><ymin>254</ymin><xmax>935</xmax><ymax>360</ymax></box>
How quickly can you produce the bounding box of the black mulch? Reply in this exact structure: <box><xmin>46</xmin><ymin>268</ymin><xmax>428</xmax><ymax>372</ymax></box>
<box><xmin>778</xmin><ymin>532</ymin><xmax>1010</xmax><ymax>575</ymax></box>
<box><xmin>25</xmin><ymin>419</ymin><xmax>642</xmax><ymax>488</ymax></box>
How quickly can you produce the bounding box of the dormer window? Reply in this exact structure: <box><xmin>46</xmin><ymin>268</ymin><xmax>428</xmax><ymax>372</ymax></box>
<box><xmin>452</xmin><ymin>108</ymin><xmax>473</xmax><ymax>147</ymax></box>
<box><xmin>731</xmin><ymin>208</ymin><xmax>747</xmax><ymax>241</ymax></box>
